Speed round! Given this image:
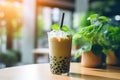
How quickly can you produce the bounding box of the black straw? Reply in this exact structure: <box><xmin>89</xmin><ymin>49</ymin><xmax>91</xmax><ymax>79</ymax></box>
<box><xmin>60</xmin><ymin>13</ymin><xmax>65</xmax><ymax>30</ymax></box>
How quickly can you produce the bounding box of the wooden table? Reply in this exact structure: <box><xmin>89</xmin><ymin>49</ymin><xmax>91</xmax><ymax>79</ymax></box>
<box><xmin>0</xmin><ymin>63</ymin><xmax>120</xmax><ymax>80</ymax></box>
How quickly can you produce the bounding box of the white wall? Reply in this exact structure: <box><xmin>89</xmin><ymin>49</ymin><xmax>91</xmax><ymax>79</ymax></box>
<box><xmin>74</xmin><ymin>0</ymin><xmax>89</xmax><ymax>28</ymax></box>
<box><xmin>75</xmin><ymin>0</ymin><xmax>89</xmax><ymax>13</ymax></box>
<box><xmin>21</xmin><ymin>0</ymin><xmax>36</xmax><ymax>64</ymax></box>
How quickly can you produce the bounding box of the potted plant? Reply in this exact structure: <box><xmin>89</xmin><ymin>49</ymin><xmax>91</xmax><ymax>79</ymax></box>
<box><xmin>73</xmin><ymin>14</ymin><xmax>109</xmax><ymax>67</ymax></box>
<box><xmin>103</xmin><ymin>26</ymin><xmax>120</xmax><ymax>65</ymax></box>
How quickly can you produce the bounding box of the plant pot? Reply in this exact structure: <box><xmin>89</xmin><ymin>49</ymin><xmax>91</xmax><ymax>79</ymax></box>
<box><xmin>81</xmin><ymin>51</ymin><xmax>102</xmax><ymax>68</ymax></box>
<box><xmin>106</xmin><ymin>50</ymin><xmax>118</xmax><ymax>65</ymax></box>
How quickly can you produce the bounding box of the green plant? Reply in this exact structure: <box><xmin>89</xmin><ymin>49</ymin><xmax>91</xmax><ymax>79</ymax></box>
<box><xmin>73</xmin><ymin>14</ymin><xmax>109</xmax><ymax>59</ymax></box>
<box><xmin>50</xmin><ymin>24</ymin><xmax>70</xmax><ymax>32</ymax></box>
<box><xmin>0</xmin><ymin>50</ymin><xmax>20</xmax><ymax>67</ymax></box>
<box><xmin>103</xmin><ymin>26</ymin><xmax>120</xmax><ymax>61</ymax></box>
<box><xmin>89</xmin><ymin>0</ymin><xmax>115</xmax><ymax>15</ymax></box>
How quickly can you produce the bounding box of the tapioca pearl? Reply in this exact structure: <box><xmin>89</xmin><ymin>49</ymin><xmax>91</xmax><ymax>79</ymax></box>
<box><xmin>61</xmin><ymin>59</ymin><xmax>64</xmax><ymax>62</ymax></box>
<box><xmin>57</xmin><ymin>63</ymin><xmax>60</xmax><ymax>66</ymax></box>
<box><xmin>52</xmin><ymin>68</ymin><xmax>55</xmax><ymax>71</ymax></box>
<box><xmin>55</xmin><ymin>67</ymin><xmax>58</xmax><ymax>70</ymax></box>
<box><xmin>59</xmin><ymin>68</ymin><xmax>62</xmax><ymax>71</ymax></box>
<box><xmin>59</xmin><ymin>56</ymin><xmax>62</xmax><ymax>58</ymax></box>
<box><xmin>58</xmin><ymin>68</ymin><xmax>62</xmax><ymax>72</ymax></box>
<box><xmin>53</xmin><ymin>63</ymin><xmax>56</xmax><ymax>65</ymax></box>
<box><xmin>57</xmin><ymin>65</ymin><xmax>60</xmax><ymax>68</ymax></box>
<box><xmin>59</xmin><ymin>60</ymin><xmax>62</xmax><ymax>63</ymax></box>
<box><xmin>64</xmin><ymin>57</ymin><xmax>68</xmax><ymax>59</ymax></box>
<box><xmin>56</xmin><ymin>70</ymin><xmax>60</xmax><ymax>73</ymax></box>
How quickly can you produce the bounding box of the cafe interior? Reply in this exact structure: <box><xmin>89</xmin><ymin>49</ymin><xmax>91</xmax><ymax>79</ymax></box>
<box><xmin>0</xmin><ymin>0</ymin><xmax>120</xmax><ymax>79</ymax></box>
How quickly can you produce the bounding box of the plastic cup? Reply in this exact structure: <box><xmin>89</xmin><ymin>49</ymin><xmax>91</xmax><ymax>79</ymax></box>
<box><xmin>48</xmin><ymin>31</ymin><xmax>72</xmax><ymax>75</ymax></box>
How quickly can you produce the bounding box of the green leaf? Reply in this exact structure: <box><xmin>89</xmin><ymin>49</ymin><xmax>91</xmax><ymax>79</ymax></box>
<box><xmin>74</xmin><ymin>44</ymin><xmax>92</xmax><ymax>59</ymax></box>
<box><xmin>102</xmin><ymin>49</ymin><xmax>109</xmax><ymax>55</ymax></box>
<box><xmin>74</xmin><ymin>49</ymin><xmax>83</xmax><ymax>59</ymax></box>
<box><xmin>50</xmin><ymin>24</ymin><xmax>70</xmax><ymax>32</ymax></box>
<box><xmin>87</xmin><ymin>14</ymin><xmax>99</xmax><ymax>20</ymax></box>
<box><xmin>81</xmin><ymin>44</ymin><xmax>92</xmax><ymax>52</ymax></box>
<box><xmin>73</xmin><ymin>33</ymin><xmax>81</xmax><ymax>40</ymax></box>
<box><xmin>51</xmin><ymin>24</ymin><xmax>60</xmax><ymax>31</ymax></box>
<box><xmin>99</xmin><ymin>16</ymin><xmax>109</xmax><ymax>22</ymax></box>
<box><xmin>61</xmin><ymin>25</ymin><xmax>70</xmax><ymax>32</ymax></box>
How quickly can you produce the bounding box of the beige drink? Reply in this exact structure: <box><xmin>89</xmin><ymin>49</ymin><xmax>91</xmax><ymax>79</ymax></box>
<box><xmin>48</xmin><ymin>31</ymin><xmax>72</xmax><ymax>74</ymax></box>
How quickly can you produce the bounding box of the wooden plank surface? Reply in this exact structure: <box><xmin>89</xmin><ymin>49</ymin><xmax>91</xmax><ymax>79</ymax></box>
<box><xmin>0</xmin><ymin>63</ymin><xmax>120</xmax><ymax>80</ymax></box>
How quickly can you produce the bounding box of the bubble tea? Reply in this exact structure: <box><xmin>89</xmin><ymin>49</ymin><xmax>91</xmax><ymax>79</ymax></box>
<box><xmin>48</xmin><ymin>31</ymin><xmax>72</xmax><ymax>75</ymax></box>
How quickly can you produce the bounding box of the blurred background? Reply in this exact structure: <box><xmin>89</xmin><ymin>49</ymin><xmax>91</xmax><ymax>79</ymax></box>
<box><xmin>0</xmin><ymin>0</ymin><xmax>120</xmax><ymax>68</ymax></box>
